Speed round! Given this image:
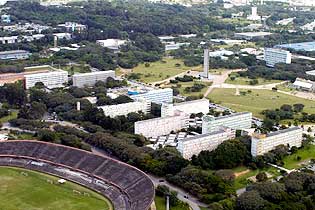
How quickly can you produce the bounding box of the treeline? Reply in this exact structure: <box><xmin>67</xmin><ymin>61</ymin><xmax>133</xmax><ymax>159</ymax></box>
<box><xmin>240</xmin><ymin>62</ymin><xmax>315</xmax><ymax>82</ymax></box>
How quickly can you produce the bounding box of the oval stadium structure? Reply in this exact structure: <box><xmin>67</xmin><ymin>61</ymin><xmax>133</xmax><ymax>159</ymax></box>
<box><xmin>0</xmin><ymin>140</ymin><xmax>155</xmax><ymax>210</ymax></box>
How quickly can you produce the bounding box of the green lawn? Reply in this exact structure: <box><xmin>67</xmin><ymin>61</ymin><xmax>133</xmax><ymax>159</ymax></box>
<box><xmin>61</xmin><ymin>65</ymin><xmax>91</xmax><ymax>75</ymax></box>
<box><xmin>0</xmin><ymin>167</ymin><xmax>112</xmax><ymax>210</ymax></box>
<box><xmin>234</xmin><ymin>167</ymin><xmax>280</xmax><ymax>190</ymax></box>
<box><xmin>225</xmin><ymin>74</ymin><xmax>282</xmax><ymax>86</ymax></box>
<box><xmin>208</xmin><ymin>89</ymin><xmax>315</xmax><ymax>118</ymax></box>
<box><xmin>131</xmin><ymin>58</ymin><xmax>202</xmax><ymax>84</ymax></box>
<box><xmin>166</xmin><ymin>81</ymin><xmax>212</xmax><ymax>97</ymax></box>
<box><xmin>155</xmin><ymin>196</ymin><xmax>190</xmax><ymax>210</ymax></box>
<box><xmin>0</xmin><ymin>111</ymin><xmax>17</xmax><ymax>123</ymax></box>
<box><xmin>283</xmin><ymin>145</ymin><xmax>315</xmax><ymax>170</ymax></box>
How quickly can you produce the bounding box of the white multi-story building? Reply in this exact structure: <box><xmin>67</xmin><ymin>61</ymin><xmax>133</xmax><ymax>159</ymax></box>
<box><xmin>251</xmin><ymin>127</ymin><xmax>303</xmax><ymax>157</ymax></box>
<box><xmin>24</xmin><ymin>68</ymin><xmax>68</xmax><ymax>89</ymax></box>
<box><xmin>131</xmin><ymin>88</ymin><xmax>173</xmax><ymax>104</ymax></box>
<box><xmin>264</xmin><ymin>48</ymin><xmax>292</xmax><ymax>67</ymax></box>
<box><xmin>72</xmin><ymin>71</ymin><xmax>115</xmax><ymax>88</ymax></box>
<box><xmin>135</xmin><ymin>111</ymin><xmax>189</xmax><ymax>138</ymax></box>
<box><xmin>99</xmin><ymin>99</ymin><xmax>150</xmax><ymax>118</ymax></box>
<box><xmin>202</xmin><ymin>112</ymin><xmax>252</xmax><ymax>134</ymax></box>
<box><xmin>161</xmin><ymin>99</ymin><xmax>209</xmax><ymax>117</ymax></box>
<box><xmin>247</xmin><ymin>7</ymin><xmax>261</xmax><ymax>21</ymax></box>
<box><xmin>177</xmin><ymin>127</ymin><xmax>236</xmax><ymax>159</ymax></box>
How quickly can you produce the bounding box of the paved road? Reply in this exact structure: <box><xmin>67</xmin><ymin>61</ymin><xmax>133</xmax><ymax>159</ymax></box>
<box><xmin>203</xmin><ymin>69</ymin><xmax>246</xmax><ymax>97</ymax></box>
<box><xmin>149</xmin><ymin>175</ymin><xmax>207</xmax><ymax>210</ymax></box>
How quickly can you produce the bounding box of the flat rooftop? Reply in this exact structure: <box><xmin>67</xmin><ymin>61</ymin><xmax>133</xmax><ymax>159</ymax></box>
<box><xmin>275</xmin><ymin>41</ymin><xmax>315</xmax><ymax>52</ymax></box>
<box><xmin>235</xmin><ymin>32</ymin><xmax>273</xmax><ymax>37</ymax></box>
<box><xmin>73</xmin><ymin>70</ymin><xmax>115</xmax><ymax>77</ymax></box>
<box><xmin>0</xmin><ymin>50</ymin><xmax>30</xmax><ymax>55</ymax></box>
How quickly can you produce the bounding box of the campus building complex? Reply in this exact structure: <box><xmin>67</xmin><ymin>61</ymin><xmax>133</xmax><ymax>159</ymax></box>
<box><xmin>264</xmin><ymin>48</ymin><xmax>292</xmax><ymax>67</ymax></box>
<box><xmin>177</xmin><ymin>127</ymin><xmax>236</xmax><ymax>159</ymax></box>
<box><xmin>251</xmin><ymin>127</ymin><xmax>303</xmax><ymax>157</ymax></box>
<box><xmin>24</xmin><ymin>68</ymin><xmax>68</xmax><ymax>89</ymax></box>
<box><xmin>99</xmin><ymin>99</ymin><xmax>151</xmax><ymax>118</ymax></box>
<box><xmin>130</xmin><ymin>88</ymin><xmax>173</xmax><ymax>104</ymax></box>
<box><xmin>134</xmin><ymin>111</ymin><xmax>189</xmax><ymax>138</ymax></box>
<box><xmin>72</xmin><ymin>71</ymin><xmax>115</xmax><ymax>88</ymax></box>
<box><xmin>202</xmin><ymin>112</ymin><xmax>252</xmax><ymax>134</ymax></box>
<box><xmin>161</xmin><ymin>99</ymin><xmax>209</xmax><ymax>117</ymax></box>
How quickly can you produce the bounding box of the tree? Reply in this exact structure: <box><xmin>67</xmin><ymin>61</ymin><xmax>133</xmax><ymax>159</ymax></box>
<box><xmin>280</xmin><ymin>104</ymin><xmax>292</xmax><ymax>112</ymax></box>
<box><xmin>256</xmin><ymin>172</ymin><xmax>268</xmax><ymax>182</ymax></box>
<box><xmin>293</xmin><ymin>103</ymin><xmax>305</xmax><ymax>113</ymax></box>
<box><xmin>237</xmin><ymin>190</ymin><xmax>266</xmax><ymax>210</ymax></box>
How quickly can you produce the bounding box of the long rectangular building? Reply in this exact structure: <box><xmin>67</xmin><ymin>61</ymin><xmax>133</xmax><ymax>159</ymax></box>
<box><xmin>0</xmin><ymin>50</ymin><xmax>31</xmax><ymax>60</ymax></box>
<box><xmin>251</xmin><ymin>127</ymin><xmax>303</xmax><ymax>157</ymax></box>
<box><xmin>202</xmin><ymin>112</ymin><xmax>252</xmax><ymax>134</ymax></box>
<box><xmin>131</xmin><ymin>88</ymin><xmax>173</xmax><ymax>104</ymax></box>
<box><xmin>177</xmin><ymin>127</ymin><xmax>236</xmax><ymax>159</ymax></box>
<box><xmin>134</xmin><ymin>112</ymin><xmax>189</xmax><ymax>138</ymax></box>
<box><xmin>24</xmin><ymin>69</ymin><xmax>68</xmax><ymax>89</ymax></box>
<box><xmin>72</xmin><ymin>71</ymin><xmax>115</xmax><ymax>87</ymax></box>
<box><xmin>99</xmin><ymin>99</ymin><xmax>150</xmax><ymax>118</ymax></box>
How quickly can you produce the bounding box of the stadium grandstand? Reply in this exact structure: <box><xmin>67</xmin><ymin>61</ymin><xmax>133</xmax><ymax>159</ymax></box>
<box><xmin>0</xmin><ymin>140</ymin><xmax>155</xmax><ymax>210</ymax></box>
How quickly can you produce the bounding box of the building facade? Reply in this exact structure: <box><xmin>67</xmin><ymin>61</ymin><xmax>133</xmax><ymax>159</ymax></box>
<box><xmin>131</xmin><ymin>88</ymin><xmax>173</xmax><ymax>104</ymax></box>
<box><xmin>202</xmin><ymin>112</ymin><xmax>252</xmax><ymax>134</ymax></box>
<box><xmin>161</xmin><ymin>99</ymin><xmax>209</xmax><ymax>117</ymax></box>
<box><xmin>134</xmin><ymin>112</ymin><xmax>189</xmax><ymax>138</ymax></box>
<box><xmin>24</xmin><ymin>70</ymin><xmax>68</xmax><ymax>89</ymax></box>
<box><xmin>177</xmin><ymin>127</ymin><xmax>236</xmax><ymax>159</ymax></box>
<box><xmin>99</xmin><ymin>99</ymin><xmax>151</xmax><ymax>118</ymax></box>
<box><xmin>264</xmin><ymin>48</ymin><xmax>292</xmax><ymax>67</ymax></box>
<box><xmin>251</xmin><ymin>127</ymin><xmax>303</xmax><ymax>157</ymax></box>
<box><xmin>0</xmin><ymin>50</ymin><xmax>31</xmax><ymax>60</ymax></box>
<box><xmin>72</xmin><ymin>71</ymin><xmax>115</xmax><ymax>88</ymax></box>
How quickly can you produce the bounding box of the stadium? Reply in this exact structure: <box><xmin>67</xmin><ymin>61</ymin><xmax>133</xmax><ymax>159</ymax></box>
<box><xmin>0</xmin><ymin>140</ymin><xmax>155</xmax><ymax>210</ymax></box>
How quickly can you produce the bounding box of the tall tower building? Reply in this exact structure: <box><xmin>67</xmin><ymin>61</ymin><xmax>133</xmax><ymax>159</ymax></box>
<box><xmin>203</xmin><ymin>49</ymin><xmax>209</xmax><ymax>78</ymax></box>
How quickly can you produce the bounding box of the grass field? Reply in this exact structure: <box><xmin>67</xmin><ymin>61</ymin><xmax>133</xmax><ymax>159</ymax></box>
<box><xmin>233</xmin><ymin>166</ymin><xmax>280</xmax><ymax>190</ymax></box>
<box><xmin>166</xmin><ymin>81</ymin><xmax>212</xmax><ymax>97</ymax></box>
<box><xmin>155</xmin><ymin>195</ymin><xmax>190</xmax><ymax>210</ymax></box>
<box><xmin>61</xmin><ymin>65</ymin><xmax>91</xmax><ymax>75</ymax></box>
<box><xmin>225</xmin><ymin>74</ymin><xmax>281</xmax><ymax>86</ymax></box>
<box><xmin>130</xmin><ymin>58</ymin><xmax>202</xmax><ymax>84</ymax></box>
<box><xmin>283</xmin><ymin>145</ymin><xmax>315</xmax><ymax>170</ymax></box>
<box><xmin>0</xmin><ymin>167</ymin><xmax>112</xmax><ymax>210</ymax></box>
<box><xmin>208</xmin><ymin>89</ymin><xmax>315</xmax><ymax>118</ymax></box>
<box><xmin>0</xmin><ymin>110</ymin><xmax>17</xmax><ymax>123</ymax></box>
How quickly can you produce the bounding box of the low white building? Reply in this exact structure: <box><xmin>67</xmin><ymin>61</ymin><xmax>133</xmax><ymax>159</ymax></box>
<box><xmin>72</xmin><ymin>71</ymin><xmax>115</xmax><ymax>88</ymax></box>
<box><xmin>96</xmin><ymin>39</ymin><xmax>127</xmax><ymax>50</ymax></box>
<box><xmin>202</xmin><ymin>112</ymin><xmax>252</xmax><ymax>134</ymax></box>
<box><xmin>251</xmin><ymin>127</ymin><xmax>303</xmax><ymax>157</ymax></box>
<box><xmin>99</xmin><ymin>99</ymin><xmax>150</xmax><ymax>118</ymax></box>
<box><xmin>134</xmin><ymin>111</ymin><xmax>189</xmax><ymax>138</ymax></box>
<box><xmin>177</xmin><ymin>127</ymin><xmax>236</xmax><ymax>159</ymax></box>
<box><xmin>24</xmin><ymin>67</ymin><xmax>68</xmax><ymax>89</ymax></box>
<box><xmin>161</xmin><ymin>99</ymin><xmax>209</xmax><ymax>117</ymax></box>
<box><xmin>58</xmin><ymin>22</ymin><xmax>87</xmax><ymax>33</ymax></box>
<box><xmin>235</xmin><ymin>32</ymin><xmax>273</xmax><ymax>40</ymax></box>
<box><xmin>292</xmin><ymin>78</ymin><xmax>315</xmax><ymax>92</ymax></box>
<box><xmin>264</xmin><ymin>48</ymin><xmax>292</xmax><ymax>67</ymax></box>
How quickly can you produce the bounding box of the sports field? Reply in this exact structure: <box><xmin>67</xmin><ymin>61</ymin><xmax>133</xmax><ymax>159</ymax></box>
<box><xmin>0</xmin><ymin>167</ymin><xmax>112</xmax><ymax>210</ymax></box>
<box><xmin>208</xmin><ymin>88</ymin><xmax>315</xmax><ymax>118</ymax></box>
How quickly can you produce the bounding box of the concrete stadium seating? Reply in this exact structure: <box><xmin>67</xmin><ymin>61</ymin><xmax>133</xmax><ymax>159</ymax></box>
<box><xmin>0</xmin><ymin>140</ymin><xmax>155</xmax><ymax>210</ymax></box>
